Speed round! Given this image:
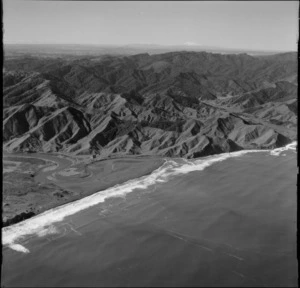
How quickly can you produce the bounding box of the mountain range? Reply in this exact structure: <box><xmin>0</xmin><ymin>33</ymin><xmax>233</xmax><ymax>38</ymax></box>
<box><xmin>3</xmin><ymin>50</ymin><xmax>297</xmax><ymax>158</ymax></box>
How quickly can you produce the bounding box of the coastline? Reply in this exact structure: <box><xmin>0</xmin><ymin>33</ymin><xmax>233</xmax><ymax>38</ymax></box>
<box><xmin>3</xmin><ymin>152</ymin><xmax>165</xmax><ymax>227</ymax></box>
<box><xmin>2</xmin><ymin>141</ymin><xmax>297</xmax><ymax>254</ymax></box>
<box><xmin>2</xmin><ymin>141</ymin><xmax>297</xmax><ymax>229</ymax></box>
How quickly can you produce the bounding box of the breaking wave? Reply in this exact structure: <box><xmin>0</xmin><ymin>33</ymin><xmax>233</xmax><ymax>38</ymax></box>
<box><xmin>2</xmin><ymin>142</ymin><xmax>297</xmax><ymax>253</ymax></box>
<box><xmin>270</xmin><ymin>141</ymin><xmax>297</xmax><ymax>156</ymax></box>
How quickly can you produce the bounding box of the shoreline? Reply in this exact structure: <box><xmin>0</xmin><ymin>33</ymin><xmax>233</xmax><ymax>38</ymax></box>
<box><xmin>2</xmin><ymin>141</ymin><xmax>297</xmax><ymax>229</ymax></box>
<box><xmin>2</xmin><ymin>141</ymin><xmax>297</xmax><ymax>286</ymax></box>
<box><xmin>3</xmin><ymin>153</ymin><xmax>165</xmax><ymax>227</ymax></box>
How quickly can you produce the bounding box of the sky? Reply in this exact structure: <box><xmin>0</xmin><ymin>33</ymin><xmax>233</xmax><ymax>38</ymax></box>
<box><xmin>3</xmin><ymin>0</ymin><xmax>299</xmax><ymax>51</ymax></box>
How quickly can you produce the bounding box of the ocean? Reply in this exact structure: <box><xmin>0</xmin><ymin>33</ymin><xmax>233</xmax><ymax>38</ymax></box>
<box><xmin>2</xmin><ymin>143</ymin><xmax>297</xmax><ymax>287</ymax></box>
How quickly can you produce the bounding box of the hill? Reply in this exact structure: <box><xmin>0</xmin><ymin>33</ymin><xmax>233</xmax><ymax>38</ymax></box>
<box><xmin>3</xmin><ymin>51</ymin><xmax>297</xmax><ymax>158</ymax></box>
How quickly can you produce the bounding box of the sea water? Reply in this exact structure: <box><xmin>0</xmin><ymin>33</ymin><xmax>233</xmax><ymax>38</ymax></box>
<box><xmin>2</xmin><ymin>143</ymin><xmax>297</xmax><ymax>287</ymax></box>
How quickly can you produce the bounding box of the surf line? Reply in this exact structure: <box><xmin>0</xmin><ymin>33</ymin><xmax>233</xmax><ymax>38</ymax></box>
<box><xmin>270</xmin><ymin>141</ymin><xmax>297</xmax><ymax>156</ymax></box>
<box><xmin>2</xmin><ymin>141</ymin><xmax>297</xmax><ymax>253</ymax></box>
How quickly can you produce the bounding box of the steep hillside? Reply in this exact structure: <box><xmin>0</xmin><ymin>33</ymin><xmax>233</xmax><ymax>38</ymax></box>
<box><xmin>3</xmin><ymin>51</ymin><xmax>297</xmax><ymax>158</ymax></box>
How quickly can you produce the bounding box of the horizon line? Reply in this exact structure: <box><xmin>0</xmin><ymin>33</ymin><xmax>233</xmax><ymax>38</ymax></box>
<box><xmin>3</xmin><ymin>42</ymin><xmax>296</xmax><ymax>53</ymax></box>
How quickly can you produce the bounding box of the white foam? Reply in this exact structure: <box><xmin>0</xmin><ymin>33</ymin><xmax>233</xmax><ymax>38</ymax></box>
<box><xmin>36</xmin><ymin>225</ymin><xmax>59</xmax><ymax>237</ymax></box>
<box><xmin>9</xmin><ymin>244</ymin><xmax>30</xmax><ymax>254</ymax></box>
<box><xmin>270</xmin><ymin>141</ymin><xmax>297</xmax><ymax>156</ymax></box>
<box><xmin>2</xmin><ymin>142</ymin><xmax>297</xmax><ymax>253</ymax></box>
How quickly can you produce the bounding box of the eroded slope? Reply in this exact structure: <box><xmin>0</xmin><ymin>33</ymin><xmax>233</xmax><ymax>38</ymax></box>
<box><xmin>3</xmin><ymin>51</ymin><xmax>297</xmax><ymax>158</ymax></box>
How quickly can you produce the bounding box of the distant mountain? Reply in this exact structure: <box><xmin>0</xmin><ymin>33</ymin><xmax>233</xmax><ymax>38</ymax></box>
<box><xmin>4</xmin><ymin>43</ymin><xmax>290</xmax><ymax>58</ymax></box>
<box><xmin>120</xmin><ymin>44</ymin><xmax>287</xmax><ymax>56</ymax></box>
<box><xmin>3</xmin><ymin>50</ymin><xmax>297</xmax><ymax>158</ymax></box>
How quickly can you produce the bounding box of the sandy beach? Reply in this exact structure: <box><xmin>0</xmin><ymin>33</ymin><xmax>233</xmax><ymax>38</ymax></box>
<box><xmin>3</xmin><ymin>152</ymin><xmax>164</xmax><ymax>226</ymax></box>
<box><xmin>2</xmin><ymin>148</ymin><xmax>297</xmax><ymax>287</ymax></box>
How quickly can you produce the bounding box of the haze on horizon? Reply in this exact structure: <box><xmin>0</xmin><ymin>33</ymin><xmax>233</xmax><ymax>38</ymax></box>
<box><xmin>3</xmin><ymin>0</ymin><xmax>299</xmax><ymax>52</ymax></box>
